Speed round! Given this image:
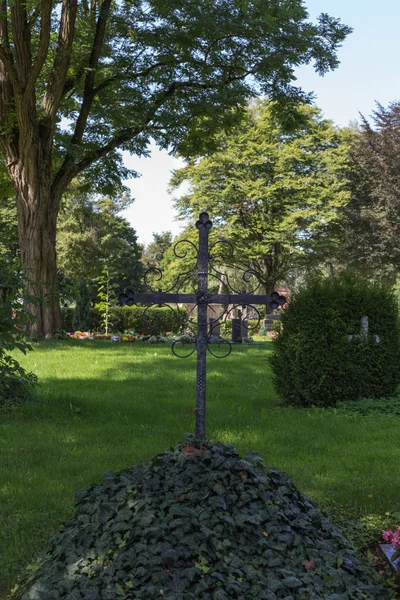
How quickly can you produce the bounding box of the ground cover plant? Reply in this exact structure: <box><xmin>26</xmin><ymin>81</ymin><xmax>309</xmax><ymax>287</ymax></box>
<box><xmin>1</xmin><ymin>341</ymin><xmax>400</xmax><ymax>597</ymax></box>
<box><xmin>18</xmin><ymin>439</ymin><xmax>391</xmax><ymax>600</ymax></box>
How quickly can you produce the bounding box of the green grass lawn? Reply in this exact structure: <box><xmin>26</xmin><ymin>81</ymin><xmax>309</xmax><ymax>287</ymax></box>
<box><xmin>1</xmin><ymin>339</ymin><xmax>400</xmax><ymax>597</ymax></box>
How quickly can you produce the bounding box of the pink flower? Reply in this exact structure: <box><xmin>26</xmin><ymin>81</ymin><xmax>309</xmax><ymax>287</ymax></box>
<box><xmin>383</xmin><ymin>527</ymin><xmax>400</xmax><ymax>546</ymax></box>
<box><xmin>383</xmin><ymin>529</ymin><xmax>395</xmax><ymax>543</ymax></box>
<box><xmin>393</xmin><ymin>528</ymin><xmax>400</xmax><ymax>548</ymax></box>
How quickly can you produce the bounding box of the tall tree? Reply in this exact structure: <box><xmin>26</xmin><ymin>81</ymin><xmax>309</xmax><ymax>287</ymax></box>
<box><xmin>141</xmin><ymin>231</ymin><xmax>173</xmax><ymax>272</ymax></box>
<box><xmin>0</xmin><ymin>0</ymin><xmax>350</xmax><ymax>335</ymax></box>
<box><xmin>171</xmin><ymin>101</ymin><xmax>351</xmax><ymax>293</ymax></box>
<box><xmin>57</xmin><ymin>188</ymin><xmax>143</xmax><ymax>295</ymax></box>
<box><xmin>337</xmin><ymin>102</ymin><xmax>400</xmax><ymax>282</ymax></box>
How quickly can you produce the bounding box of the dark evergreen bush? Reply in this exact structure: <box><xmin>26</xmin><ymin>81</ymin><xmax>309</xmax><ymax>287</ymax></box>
<box><xmin>271</xmin><ymin>274</ymin><xmax>400</xmax><ymax>406</ymax></box>
<box><xmin>73</xmin><ymin>280</ymin><xmax>93</xmax><ymax>332</ymax></box>
<box><xmin>61</xmin><ymin>306</ymin><xmax>74</xmax><ymax>331</ymax></box>
<box><xmin>18</xmin><ymin>439</ymin><xmax>392</xmax><ymax>600</ymax></box>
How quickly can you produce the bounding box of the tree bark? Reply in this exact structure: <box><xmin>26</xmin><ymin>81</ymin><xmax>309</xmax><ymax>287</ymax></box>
<box><xmin>12</xmin><ymin>160</ymin><xmax>62</xmax><ymax>338</ymax></box>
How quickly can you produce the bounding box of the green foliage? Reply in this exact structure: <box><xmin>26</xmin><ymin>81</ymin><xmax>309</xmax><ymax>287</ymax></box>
<box><xmin>60</xmin><ymin>307</ymin><xmax>75</xmax><ymax>332</ymax></box>
<box><xmin>271</xmin><ymin>274</ymin><xmax>400</xmax><ymax>407</ymax></box>
<box><xmin>141</xmin><ymin>231</ymin><xmax>173</xmax><ymax>271</ymax></box>
<box><xmin>61</xmin><ymin>306</ymin><xmax>186</xmax><ymax>336</ymax></box>
<box><xmin>0</xmin><ymin>264</ymin><xmax>37</xmax><ymax>407</ymax></box>
<box><xmin>0</xmin><ymin>192</ymin><xmax>18</xmax><ymax>263</ymax></box>
<box><xmin>53</xmin><ymin>0</ymin><xmax>351</xmax><ymax>171</ymax></box>
<box><xmin>0</xmin><ymin>169</ymin><xmax>18</xmax><ymax>263</ymax></box>
<box><xmin>96</xmin><ymin>268</ymin><xmax>119</xmax><ymax>335</ymax></box>
<box><xmin>3</xmin><ymin>0</ymin><xmax>351</xmax><ymax>198</ymax></box>
<box><xmin>332</xmin><ymin>396</ymin><xmax>400</xmax><ymax>417</ymax></box>
<box><xmin>337</xmin><ymin>102</ymin><xmax>400</xmax><ymax>281</ymax></box>
<box><xmin>57</xmin><ymin>187</ymin><xmax>144</xmax><ymax>294</ymax></box>
<box><xmin>171</xmin><ymin>101</ymin><xmax>351</xmax><ymax>292</ymax></box>
<box><xmin>328</xmin><ymin>504</ymin><xmax>399</xmax><ymax>555</ymax></box>
<box><xmin>72</xmin><ymin>280</ymin><xmax>92</xmax><ymax>332</ymax></box>
<box><xmin>18</xmin><ymin>438</ymin><xmax>391</xmax><ymax>600</ymax></box>
<box><xmin>0</xmin><ymin>0</ymin><xmax>352</xmax><ymax>338</ymax></box>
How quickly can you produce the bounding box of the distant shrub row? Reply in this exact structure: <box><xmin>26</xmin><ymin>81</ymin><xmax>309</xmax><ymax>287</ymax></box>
<box><xmin>62</xmin><ymin>306</ymin><xmax>263</xmax><ymax>338</ymax></box>
<box><xmin>61</xmin><ymin>305</ymin><xmax>186</xmax><ymax>335</ymax></box>
<box><xmin>271</xmin><ymin>274</ymin><xmax>400</xmax><ymax>407</ymax></box>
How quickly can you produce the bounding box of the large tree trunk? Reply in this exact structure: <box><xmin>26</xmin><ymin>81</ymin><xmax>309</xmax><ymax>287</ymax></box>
<box><xmin>13</xmin><ymin>159</ymin><xmax>62</xmax><ymax>338</ymax></box>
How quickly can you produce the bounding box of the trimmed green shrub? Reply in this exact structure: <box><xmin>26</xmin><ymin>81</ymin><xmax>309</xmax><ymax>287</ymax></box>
<box><xmin>18</xmin><ymin>438</ymin><xmax>391</xmax><ymax>600</ymax></box>
<box><xmin>271</xmin><ymin>274</ymin><xmax>400</xmax><ymax>406</ymax></box>
<box><xmin>61</xmin><ymin>305</ymin><xmax>187</xmax><ymax>335</ymax></box>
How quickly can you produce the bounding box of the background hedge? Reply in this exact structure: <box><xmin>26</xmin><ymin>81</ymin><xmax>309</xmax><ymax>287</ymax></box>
<box><xmin>270</xmin><ymin>274</ymin><xmax>400</xmax><ymax>406</ymax></box>
<box><xmin>61</xmin><ymin>306</ymin><xmax>187</xmax><ymax>335</ymax></box>
<box><xmin>61</xmin><ymin>307</ymin><xmax>262</xmax><ymax>338</ymax></box>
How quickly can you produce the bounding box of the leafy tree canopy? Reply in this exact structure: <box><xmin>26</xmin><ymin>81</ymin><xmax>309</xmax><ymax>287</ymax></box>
<box><xmin>170</xmin><ymin>101</ymin><xmax>352</xmax><ymax>292</ymax></box>
<box><xmin>1</xmin><ymin>0</ymin><xmax>351</xmax><ymax>192</ymax></box>
<box><xmin>141</xmin><ymin>231</ymin><xmax>173</xmax><ymax>272</ymax></box>
<box><xmin>0</xmin><ymin>0</ymin><xmax>351</xmax><ymax>335</ymax></box>
<box><xmin>338</xmin><ymin>102</ymin><xmax>400</xmax><ymax>282</ymax></box>
<box><xmin>57</xmin><ymin>185</ymin><xmax>144</xmax><ymax>296</ymax></box>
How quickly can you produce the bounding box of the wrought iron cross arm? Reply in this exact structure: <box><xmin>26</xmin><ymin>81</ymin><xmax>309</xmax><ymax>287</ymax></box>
<box><xmin>119</xmin><ymin>291</ymin><xmax>198</xmax><ymax>306</ymax></box>
<box><xmin>210</xmin><ymin>292</ymin><xmax>286</xmax><ymax>309</ymax></box>
<box><xmin>118</xmin><ymin>211</ymin><xmax>286</xmax><ymax>442</ymax></box>
<box><xmin>119</xmin><ymin>291</ymin><xmax>286</xmax><ymax>310</ymax></box>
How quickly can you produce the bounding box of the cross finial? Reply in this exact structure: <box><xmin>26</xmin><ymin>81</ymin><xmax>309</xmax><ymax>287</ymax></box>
<box><xmin>196</xmin><ymin>212</ymin><xmax>212</xmax><ymax>231</ymax></box>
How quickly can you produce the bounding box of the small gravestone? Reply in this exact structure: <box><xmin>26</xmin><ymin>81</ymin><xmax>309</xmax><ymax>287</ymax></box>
<box><xmin>347</xmin><ymin>316</ymin><xmax>381</xmax><ymax>344</ymax></box>
<box><xmin>208</xmin><ymin>303</ymin><xmax>221</xmax><ymax>337</ymax></box>
<box><xmin>380</xmin><ymin>544</ymin><xmax>400</xmax><ymax>588</ymax></box>
<box><xmin>232</xmin><ymin>318</ymin><xmax>242</xmax><ymax>342</ymax></box>
<box><xmin>241</xmin><ymin>317</ymin><xmax>249</xmax><ymax>340</ymax></box>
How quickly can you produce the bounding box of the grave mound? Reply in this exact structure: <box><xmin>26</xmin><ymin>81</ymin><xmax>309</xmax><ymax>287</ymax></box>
<box><xmin>22</xmin><ymin>439</ymin><xmax>390</xmax><ymax>600</ymax></box>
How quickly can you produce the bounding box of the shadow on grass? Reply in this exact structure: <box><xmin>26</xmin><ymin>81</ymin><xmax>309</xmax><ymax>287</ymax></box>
<box><xmin>2</xmin><ymin>339</ymin><xmax>400</xmax><ymax>596</ymax></box>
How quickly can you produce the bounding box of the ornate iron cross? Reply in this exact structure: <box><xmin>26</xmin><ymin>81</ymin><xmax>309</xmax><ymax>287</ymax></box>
<box><xmin>119</xmin><ymin>212</ymin><xmax>286</xmax><ymax>439</ymax></box>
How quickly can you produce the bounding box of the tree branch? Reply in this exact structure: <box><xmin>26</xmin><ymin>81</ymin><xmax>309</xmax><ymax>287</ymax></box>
<box><xmin>51</xmin><ymin>74</ymin><xmax>245</xmax><ymax>197</ymax></box>
<box><xmin>10</xmin><ymin>0</ymin><xmax>31</xmax><ymax>88</ymax></box>
<box><xmin>28</xmin><ymin>2</ymin><xmax>42</xmax><ymax>31</ymax></box>
<box><xmin>0</xmin><ymin>44</ymin><xmax>22</xmax><ymax>97</ymax></box>
<box><xmin>0</xmin><ymin>0</ymin><xmax>18</xmax><ymax>159</ymax></box>
<box><xmin>69</xmin><ymin>0</ymin><xmax>111</xmax><ymax>145</ymax></box>
<box><xmin>42</xmin><ymin>0</ymin><xmax>78</xmax><ymax>123</ymax></box>
<box><xmin>25</xmin><ymin>0</ymin><xmax>52</xmax><ymax>98</ymax></box>
<box><xmin>93</xmin><ymin>59</ymin><xmax>172</xmax><ymax>96</ymax></box>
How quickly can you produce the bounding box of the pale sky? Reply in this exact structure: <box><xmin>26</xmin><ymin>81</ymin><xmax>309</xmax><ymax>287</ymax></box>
<box><xmin>123</xmin><ymin>0</ymin><xmax>400</xmax><ymax>246</ymax></box>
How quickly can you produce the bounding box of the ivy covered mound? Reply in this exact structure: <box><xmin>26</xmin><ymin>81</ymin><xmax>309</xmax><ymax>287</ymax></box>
<box><xmin>21</xmin><ymin>440</ymin><xmax>391</xmax><ymax>600</ymax></box>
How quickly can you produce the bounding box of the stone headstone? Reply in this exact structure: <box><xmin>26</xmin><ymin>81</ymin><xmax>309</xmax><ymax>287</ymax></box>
<box><xmin>232</xmin><ymin>318</ymin><xmax>242</xmax><ymax>342</ymax></box>
<box><xmin>208</xmin><ymin>303</ymin><xmax>221</xmax><ymax>337</ymax></box>
<box><xmin>241</xmin><ymin>318</ymin><xmax>249</xmax><ymax>340</ymax></box>
<box><xmin>347</xmin><ymin>316</ymin><xmax>381</xmax><ymax>344</ymax></box>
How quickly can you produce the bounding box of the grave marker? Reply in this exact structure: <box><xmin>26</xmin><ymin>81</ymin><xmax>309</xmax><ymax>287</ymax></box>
<box><xmin>119</xmin><ymin>212</ymin><xmax>286</xmax><ymax>438</ymax></box>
